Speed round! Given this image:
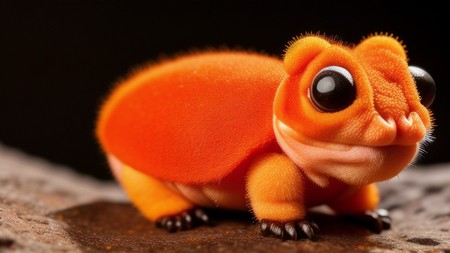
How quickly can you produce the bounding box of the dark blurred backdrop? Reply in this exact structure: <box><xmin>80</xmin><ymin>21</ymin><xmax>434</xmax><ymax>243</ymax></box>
<box><xmin>1</xmin><ymin>1</ymin><xmax>448</xmax><ymax>180</ymax></box>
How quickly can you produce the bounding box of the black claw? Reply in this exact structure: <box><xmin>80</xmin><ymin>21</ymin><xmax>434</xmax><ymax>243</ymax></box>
<box><xmin>260</xmin><ymin>220</ymin><xmax>271</xmax><ymax>236</ymax></box>
<box><xmin>174</xmin><ymin>216</ymin><xmax>183</xmax><ymax>231</ymax></box>
<box><xmin>284</xmin><ymin>222</ymin><xmax>298</xmax><ymax>240</ymax></box>
<box><xmin>165</xmin><ymin>219</ymin><xmax>176</xmax><ymax>232</ymax></box>
<box><xmin>259</xmin><ymin>219</ymin><xmax>319</xmax><ymax>241</ymax></box>
<box><xmin>194</xmin><ymin>208</ymin><xmax>210</xmax><ymax>225</ymax></box>
<box><xmin>380</xmin><ymin>217</ymin><xmax>391</xmax><ymax>230</ymax></box>
<box><xmin>181</xmin><ymin>212</ymin><xmax>193</xmax><ymax>229</ymax></box>
<box><xmin>309</xmin><ymin>221</ymin><xmax>320</xmax><ymax>234</ymax></box>
<box><xmin>377</xmin><ymin>209</ymin><xmax>392</xmax><ymax>230</ymax></box>
<box><xmin>346</xmin><ymin>209</ymin><xmax>392</xmax><ymax>233</ymax></box>
<box><xmin>269</xmin><ymin>222</ymin><xmax>284</xmax><ymax>239</ymax></box>
<box><xmin>155</xmin><ymin>207</ymin><xmax>211</xmax><ymax>232</ymax></box>
<box><xmin>155</xmin><ymin>216</ymin><xmax>168</xmax><ymax>228</ymax></box>
<box><xmin>298</xmin><ymin>221</ymin><xmax>315</xmax><ymax>239</ymax></box>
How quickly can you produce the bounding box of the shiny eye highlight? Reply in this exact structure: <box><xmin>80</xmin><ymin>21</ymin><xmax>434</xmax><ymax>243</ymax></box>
<box><xmin>409</xmin><ymin>66</ymin><xmax>436</xmax><ymax>108</ymax></box>
<box><xmin>310</xmin><ymin>66</ymin><xmax>356</xmax><ymax>112</ymax></box>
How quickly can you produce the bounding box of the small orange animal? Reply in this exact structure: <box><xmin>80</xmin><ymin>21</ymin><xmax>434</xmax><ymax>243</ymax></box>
<box><xmin>96</xmin><ymin>34</ymin><xmax>435</xmax><ymax>240</ymax></box>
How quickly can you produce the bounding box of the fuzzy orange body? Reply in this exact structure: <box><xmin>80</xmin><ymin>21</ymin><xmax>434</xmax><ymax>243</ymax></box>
<box><xmin>97</xmin><ymin>52</ymin><xmax>285</xmax><ymax>184</ymax></box>
<box><xmin>96</xmin><ymin>35</ymin><xmax>434</xmax><ymax>240</ymax></box>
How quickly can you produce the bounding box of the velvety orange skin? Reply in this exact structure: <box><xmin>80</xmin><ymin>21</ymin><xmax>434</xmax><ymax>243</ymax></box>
<box><xmin>274</xmin><ymin>36</ymin><xmax>432</xmax><ymax>186</ymax></box>
<box><xmin>96</xmin><ymin>35</ymin><xmax>433</xmax><ymax>224</ymax></box>
<box><xmin>97</xmin><ymin>52</ymin><xmax>285</xmax><ymax>184</ymax></box>
<box><xmin>278</xmin><ymin>36</ymin><xmax>431</xmax><ymax>147</ymax></box>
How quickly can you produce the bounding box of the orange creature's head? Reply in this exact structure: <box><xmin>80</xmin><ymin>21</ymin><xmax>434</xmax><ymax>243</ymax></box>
<box><xmin>273</xmin><ymin>35</ymin><xmax>435</xmax><ymax>186</ymax></box>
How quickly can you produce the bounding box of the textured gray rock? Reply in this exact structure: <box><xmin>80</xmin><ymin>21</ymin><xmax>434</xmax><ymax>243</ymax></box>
<box><xmin>0</xmin><ymin>143</ymin><xmax>449</xmax><ymax>252</ymax></box>
<box><xmin>0</xmin><ymin>144</ymin><xmax>125</xmax><ymax>252</ymax></box>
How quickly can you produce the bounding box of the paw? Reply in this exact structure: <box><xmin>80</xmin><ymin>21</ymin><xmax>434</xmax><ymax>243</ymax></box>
<box><xmin>260</xmin><ymin>219</ymin><xmax>320</xmax><ymax>240</ymax></box>
<box><xmin>155</xmin><ymin>207</ymin><xmax>210</xmax><ymax>232</ymax></box>
<box><xmin>348</xmin><ymin>209</ymin><xmax>391</xmax><ymax>233</ymax></box>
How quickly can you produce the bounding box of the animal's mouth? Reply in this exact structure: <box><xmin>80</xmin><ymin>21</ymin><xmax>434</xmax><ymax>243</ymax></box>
<box><xmin>275</xmin><ymin>119</ymin><xmax>353</xmax><ymax>151</ymax></box>
<box><xmin>275</xmin><ymin>112</ymin><xmax>428</xmax><ymax>149</ymax></box>
<box><xmin>273</xmin><ymin>117</ymin><xmax>419</xmax><ymax>186</ymax></box>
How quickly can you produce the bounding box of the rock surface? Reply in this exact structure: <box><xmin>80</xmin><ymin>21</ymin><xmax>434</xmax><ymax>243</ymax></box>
<box><xmin>0</xmin><ymin>143</ymin><xmax>449</xmax><ymax>253</ymax></box>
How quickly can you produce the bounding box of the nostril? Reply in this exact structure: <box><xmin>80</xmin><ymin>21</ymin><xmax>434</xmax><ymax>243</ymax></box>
<box><xmin>380</xmin><ymin>116</ymin><xmax>396</xmax><ymax>129</ymax></box>
<box><xmin>366</xmin><ymin>113</ymin><xmax>426</xmax><ymax>146</ymax></box>
<box><xmin>398</xmin><ymin>112</ymin><xmax>421</xmax><ymax>128</ymax></box>
<box><xmin>402</xmin><ymin>114</ymin><xmax>413</xmax><ymax>126</ymax></box>
<box><xmin>395</xmin><ymin>112</ymin><xmax>426</xmax><ymax>145</ymax></box>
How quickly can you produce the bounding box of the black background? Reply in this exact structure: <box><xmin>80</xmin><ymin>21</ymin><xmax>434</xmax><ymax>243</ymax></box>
<box><xmin>1</xmin><ymin>1</ymin><xmax>448</xmax><ymax>180</ymax></box>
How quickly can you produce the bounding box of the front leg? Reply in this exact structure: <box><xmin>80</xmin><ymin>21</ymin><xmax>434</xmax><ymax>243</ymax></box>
<box><xmin>329</xmin><ymin>184</ymin><xmax>391</xmax><ymax>233</ymax></box>
<box><xmin>246</xmin><ymin>153</ymin><xmax>319</xmax><ymax>240</ymax></box>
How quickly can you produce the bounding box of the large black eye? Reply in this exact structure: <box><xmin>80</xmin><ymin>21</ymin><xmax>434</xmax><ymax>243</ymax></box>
<box><xmin>310</xmin><ymin>66</ymin><xmax>356</xmax><ymax>112</ymax></box>
<box><xmin>409</xmin><ymin>66</ymin><xmax>436</xmax><ymax>108</ymax></box>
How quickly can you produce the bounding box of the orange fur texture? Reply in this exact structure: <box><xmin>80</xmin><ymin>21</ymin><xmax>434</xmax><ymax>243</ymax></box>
<box><xmin>276</xmin><ymin>36</ymin><xmax>430</xmax><ymax>146</ymax></box>
<box><xmin>96</xmin><ymin>35</ymin><xmax>433</xmax><ymax>226</ymax></box>
<box><xmin>97</xmin><ymin>52</ymin><xmax>284</xmax><ymax>183</ymax></box>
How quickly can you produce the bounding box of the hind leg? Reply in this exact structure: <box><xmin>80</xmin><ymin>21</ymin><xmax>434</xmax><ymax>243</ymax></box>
<box><xmin>114</xmin><ymin>158</ymin><xmax>209</xmax><ymax>232</ymax></box>
<box><xmin>328</xmin><ymin>184</ymin><xmax>391</xmax><ymax>233</ymax></box>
